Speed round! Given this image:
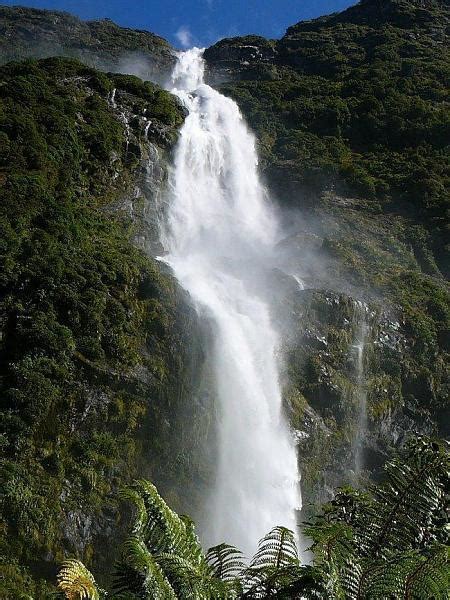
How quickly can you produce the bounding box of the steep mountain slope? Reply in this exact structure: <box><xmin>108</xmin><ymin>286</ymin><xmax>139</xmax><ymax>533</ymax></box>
<box><xmin>0</xmin><ymin>57</ymin><xmax>213</xmax><ymax>594</ymax></box>
<box><xmin>0</xmin><ymin>1</ymin><xmax>448</xmax><ymax>595</ymax></box>
<box><xmin>0</xmin><ymin>6</ymin><xmax>175</xmax><ymax>82</ymax></box>
<box><xmin>204</xmin><ymin>0</ymin><xmax>449</xmax><ymax>505</ymax></box>
<box><xmin>205</xmin><ymin>0</ymin><xmax>449</xmax><ymax>273</ymax></box>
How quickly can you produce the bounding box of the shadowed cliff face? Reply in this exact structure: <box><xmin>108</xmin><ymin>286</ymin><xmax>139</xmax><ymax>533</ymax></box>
<box><xmin>0</xmin><ymin>6</ymin><xmax>176</xmax><ymax>84</ymax></box>
<box><xmin>0</xmin><ymin>57</ymin><xmax>214</xmax><ymax>592</ymax></box>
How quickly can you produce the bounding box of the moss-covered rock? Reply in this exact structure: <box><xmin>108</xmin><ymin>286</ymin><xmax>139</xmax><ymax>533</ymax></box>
<box><xmin>204</xmin><ymin>0</ymin><xmax>449</xmax><ymax>511</ymax></box>
<box><xmin>0</xmin><ymin>57</ymin><xmax>210</xmax><ymax>594</ymax></box>
<box><xmin>205</xmin><ymin>0</ymin><xmax>450</xmax><ymax>275</ymax></box>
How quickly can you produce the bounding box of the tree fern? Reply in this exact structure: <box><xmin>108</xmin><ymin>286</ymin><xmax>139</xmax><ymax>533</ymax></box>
<box><xmin>305</xmin><ymin>521</ymin><xmax>353</xmax><ymax>598</ymax></box>
<box><xmin>403</xmin><ymin>544</ymin><xmax>449</xmax><ymax>599</ymax></box>
<box><xmin>241</xmin><ymin>527</ymin><xmax>325</xmax><ymax>598</ymax></box>
<box><xmin>363</xmin><ymin>544</ymin><xmax>450</xmax><ymax>599</ymax></box>
<box><xmin>156</xmin><ymin>552</ymin><xmax>236</xmax><ymax>598</ymax></box>
<box><xmin>56</xmin><ymin>437</ymin><xmax>447</xmax><ymax>600</ymax></box>
<box><xmin>249</xmin><ymin>527</ymin><xmax>299</xmax><ymax>570</ymax></box>
<box><xmin>120</xmin><ymin>480</ymin><xmax>205</xmax><ymax>566</ymax></box>
<box><xmin>206</xmin><ymin>544</ymin><xmax>245</xmax><ymax>581</ymax></box>
<box><xmin>116</xmin><ymin>480</ymin><xmax>225</xmax><ymax>598</ymax></box>
<box><xmin>57</xmin><ymin>559</ymin><xmax>100</xmax><ymax>600</ymax></box>
<box><xmin>114</xmin><ymin>536</ymin><xmax>177</xmax><ymax>599</ymax></box>
<box><xmin>363</xmin><ymin>437</ymin><xmax>448</xmax><ymax>558</ymax></box>
<box><xmin>306</xmin><ymin>437</ymin><xmax>449</xmax><ymax>599</ymax></box>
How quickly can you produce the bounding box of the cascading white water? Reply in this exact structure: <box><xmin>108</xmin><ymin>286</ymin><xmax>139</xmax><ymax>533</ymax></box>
<box><xmin>352</xmin><ymin>302</ymin><xmax>368</xmax><ymax>477</ymax></box>
<box><xmin>161</xmin><ymin>48</ymin><xmax>300</xmax><ymax>555</ymax></box>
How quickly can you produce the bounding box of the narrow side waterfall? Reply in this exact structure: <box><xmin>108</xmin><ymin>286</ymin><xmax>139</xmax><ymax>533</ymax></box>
<box><xmin>352</xmin><ymin>302</ymin><xmax>369</xmax><ymax>477</ymax></box>
<box><xmin>160</xmin><ymin>48</ymin><xmax>300</xmax><ymax>555</ymax></box>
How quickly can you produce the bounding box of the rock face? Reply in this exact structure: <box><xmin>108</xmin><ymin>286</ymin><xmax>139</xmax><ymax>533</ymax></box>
<box><xmin>204</xmin><ymin>35</ymin><xmax>279</xmax><ymax>83</ymax></box>
<box><xmin>269</xmin><ymin>189</ymin><xmax>448</xmax><ymax>514</ymax></box>
<box><xmin>0</xmin><ymin>6</ymin><xmax>176</xmax><ymax>83</ymax></box>
<box><xmin>204</xmin><ymin>0</ymin><xmax>449</xmax><ymax>275</ymax></box>
<box><xmin>0</xmin><ymin>57</ymin><xmax>212</xmax><ymax>592</ymax></box>
<box><xmin>204</xmin><ymin>0</ymin><xmax>449</xmax><ymax>511</ymax></box>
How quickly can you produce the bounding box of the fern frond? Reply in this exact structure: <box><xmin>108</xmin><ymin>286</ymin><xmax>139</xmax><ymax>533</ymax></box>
<box><xmin>242</xmin><ymin>564</ymin><xmax>325</xmax><ymax>599</ymax></box>
<box><xmin>404</xmin><ymin>544</ymin><xmax>449</xmax><ymax>599</ymax></box>
<box><xmin>124</xmin><ymin>480</ymin><xmax>206</xmax><ymax>568</ymax></box>
<box><xmin>57</xmin><ymin>559</ymin><xmax>99</xmax><ymax>600</ymax></box>
<box><xmin>114</xmin><ymin>536</ymin><xmax>177</xmax><ymax>599</ymax></box>
<box><xmin>362</xmin><ymin>544</ymin><xmax>450</xmax><ymax>599</ymax></box>
<box><xmin>366</xmin><ymin>437</ymin><xmax>448</xmax><ymax>558</ymax></box>
<box><xmin>156</xmin><ymin>552</ymin><xmax>234</xmax><ymax>598</ymax></box>
<box><xmin>240</xmin><ymin>528</ymin><xmax>321</xmax><ymax>598</ymax></box>
<box><xmin>118</xmin><ymin>486</ymin><xmax>148</xmax><ymax>536</ymax></box>
<box><xmin>206</xmin><ymin>543</ymin><xmax>245</xmax><ymax>581</ymax></box>
<box><xmin>249</xmin><ymin>526</ymin><xmax>299</xmax><ymax>570</ymax></box>
<box><xmin>305</xmin><ymin>521</ymin><xmax>353</xmax><ymax>569</ymax></box>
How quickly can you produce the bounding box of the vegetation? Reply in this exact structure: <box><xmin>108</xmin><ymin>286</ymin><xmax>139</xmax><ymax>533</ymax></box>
<box><xmin>53</xmin><ymin>437</ymin><xmax>448</xmax><ymax>599</ymax></box>
<box><xmin>205</xmin><ymin>0</ymin><xmax>449</xmax><ymax>508</ymax></box>
<box><xmin>0</xmin><ymin>6</ymin><xmax>174</xmax><ymax>81</ymax></box>
<box><xmin>207</xmin><ymin>0</ymin><xmax>449</xmax><ymax>274</ymax></box>
<box><xmin>0</xmin><ymin>2</ymin><xmax>448</xmax><ymax>596</ymax></box>
<box><xmin>0</xmin><ymin>56</ymin><xmax>189</xmax><ymax>592</ymax></box>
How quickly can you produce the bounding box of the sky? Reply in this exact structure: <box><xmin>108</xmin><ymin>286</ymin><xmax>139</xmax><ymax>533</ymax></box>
<box><xmin>2</xmin><ymin>0</ymin><xmax>357</xmax><ymax>47</ymax></box>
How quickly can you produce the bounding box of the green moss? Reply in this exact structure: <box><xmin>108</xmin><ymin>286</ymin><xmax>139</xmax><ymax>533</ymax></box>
<box><xmin>0</xmin><ymin>57</ymin><xmax>186</xmax><ymax>594</ymax></box>
<box><xmin>209</xmin><ymin>0</ymin><xmax>449</xmax><ymax>274</ymax></box>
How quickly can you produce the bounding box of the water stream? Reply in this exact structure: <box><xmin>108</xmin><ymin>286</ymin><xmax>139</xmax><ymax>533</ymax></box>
<box><xmin>160</xmin><ymin>48</ymin><xmax>300</xmax><ymax>555</ymax></box>
<box><xmin>352</xmin><ymin>301</ymin><xmax>369</xmax><ymax>478</ymax></box>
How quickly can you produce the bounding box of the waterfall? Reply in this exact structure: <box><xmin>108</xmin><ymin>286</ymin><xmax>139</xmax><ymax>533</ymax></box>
<box><xmin>160</xmin><ymin>48</ymin><xmax>300</xmax><ymax>555</ymax></box>
<box><xmin>352</xmin><ymin>302</ymin><xmax>369</xmax><ymax>477</ymax></box>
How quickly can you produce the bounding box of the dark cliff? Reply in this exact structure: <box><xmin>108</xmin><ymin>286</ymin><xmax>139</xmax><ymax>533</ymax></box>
<box><xmin>0</xmin><ymin>6</ymin><xmax>175</xmax><ymax>82</ymax></box>
<box><xmin>0</xmin><ymin>56</ymin><xmax>212</xmax><ymax>595</ymax></box>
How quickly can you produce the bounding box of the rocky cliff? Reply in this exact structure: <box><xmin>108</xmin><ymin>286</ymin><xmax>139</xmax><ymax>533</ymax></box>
<box><xmin>0</xmin><ymin>56</ymin><xmax>214</xmax><ymax>594</ymax></box>
<box><xmin>203</xmin><ymin>0</ymin><xmax>449</xmax><ymax>511</ymax></box>
<box><xmin>0</xmin><ymin>6</ymin><xmax>175</xmax><ymax>82</ymax></box>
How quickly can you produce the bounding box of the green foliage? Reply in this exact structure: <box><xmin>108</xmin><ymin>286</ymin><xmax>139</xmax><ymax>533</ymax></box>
<box><xmin>208</xmin><ymin>0</ymin><xmax>450</xmax><ymax>274</ymax></box>
<box><xmin>56</xmin><ymin>436</ymin><xmax>448</xmax><ymax>599</ymax></box>
<box><xmin>58</xmin><ymin>559</ymin><xmax>101</xmax><ymax>600</ymax></box>
<box><xmin>206</xmin><ymin>544</ymin><xmax>245</xmax><ymax>581</ymax></box>
<box><xmin>241</xmin><ymin>527</ymin><xmax>319</xmax><ymax>599</ymax></box>
<box><xmin>0</xmin><ymin>556</ymin><xmax>56</xmax><ymax>599</ymax></box>
<box><xmin>0</xmin><ymin>56</ymin><xmax>185</xmax><ymax>594</ymax></box>
<box><xmin>306</xmin><ymin>436</ymin><xmax>449</xmax><ymax>599</ymax></box>
<box><xmin>0</xmin><ymin>5</ymin><xmax>173</xmax><ymax>73</ymax></box>
<box><xmin>115</xmin><ymin>480</ymin><xmax>237</xmax><ymax>598</ymax></box>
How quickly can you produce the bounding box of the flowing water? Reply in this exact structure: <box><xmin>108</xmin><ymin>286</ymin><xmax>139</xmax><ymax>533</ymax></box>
<box><xmin>352</xmin><ymin>302</ymin><xmax>368</xmax><ymax>477</ymax></box>
<box><xmin>160</xmin><ymin>48</ymin><xmax>300</xmax><ymax>555</ymax></box>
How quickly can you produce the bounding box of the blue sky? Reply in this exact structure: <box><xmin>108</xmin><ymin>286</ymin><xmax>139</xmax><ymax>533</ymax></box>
<box><xmin>2</xmin><ymin>0</ymin><xmax>357</xmax><ymax>47</ymax></box>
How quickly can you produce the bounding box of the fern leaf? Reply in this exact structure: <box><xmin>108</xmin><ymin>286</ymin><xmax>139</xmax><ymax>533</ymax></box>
<box><xmin>249</xmin><ymin>527</ymin><xmax>299</xmax><ymax>570</ymax></box>
<box><xmin>57</xmin><ymin>559</ymin><xmax>99</xmax><ymax>600</ymax></box>
<box><xmin>114</xmin><ymin>536</ymin><xmax>177</xmax><ymax>599</ymax></box>
<box><xmin>206</xmin><ymin>543</ymin><xmax>245</xmax><ymax>581</ymax></box>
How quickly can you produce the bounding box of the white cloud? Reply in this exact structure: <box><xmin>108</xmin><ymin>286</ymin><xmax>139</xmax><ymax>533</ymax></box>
<box><xmin>175</xmin><ymin>25</ymin><xmax>193</xmax><ymax>48</ymax></box>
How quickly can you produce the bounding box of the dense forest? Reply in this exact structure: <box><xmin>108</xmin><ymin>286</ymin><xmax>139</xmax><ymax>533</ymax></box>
<box><xmin>0</xmin><ymin>0</ymin><xmax>448</xmax><ymax>597</ymax></box>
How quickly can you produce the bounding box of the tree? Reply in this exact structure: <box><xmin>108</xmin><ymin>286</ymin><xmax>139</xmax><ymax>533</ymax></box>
<box><xmin>306</xmin><ymin>436</ymin><xmax>449</xmax><ymax>599</ymax></box>
<box><xmin>57</xmin><ymin>437</ymin><xmax>448</xmax><ymax>599</ymax></box>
